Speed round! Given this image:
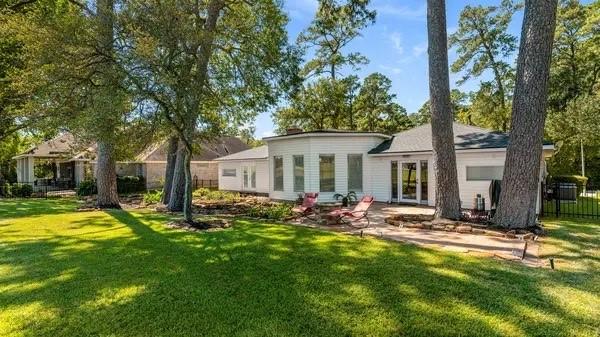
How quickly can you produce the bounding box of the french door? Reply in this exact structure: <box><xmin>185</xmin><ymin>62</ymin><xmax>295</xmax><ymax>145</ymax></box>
<box><xmin>242</xmin><ymin>165</ymin><xmax>256</xmax><ymax>190</ymax></box>
<box><xmin>391</xmin><ymin>160</ymin><xmax>428</xmax><ymax>204</ymax></box>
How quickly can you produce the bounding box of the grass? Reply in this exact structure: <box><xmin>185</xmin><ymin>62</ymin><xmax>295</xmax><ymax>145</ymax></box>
<box><xmin>0</xmin><ymin>199</ymin><xmax>598</xmax><ymax>337</ymax></box>
<box><xmin>542</xmin><ymin>194</ymin><xmax>600</xmax><ymax>217</ymax></box>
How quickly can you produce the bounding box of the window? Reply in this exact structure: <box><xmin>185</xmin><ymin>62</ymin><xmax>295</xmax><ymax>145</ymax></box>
<box><xmin>243</xmin><ymin>167</ymin><xmax>248</xmax><ymax>188</ymax></box>
<box><xmin>250</xmin><ymin>166</ymin><xmax>256</xmax><ymax>189</ymax></box>
<box><xmin>347</xmin><ymin>154</ymin><xmax>363</xmax><ymax>192</ymax></box>
<box><xmin>274</xmin><ymin>156</ymin><xmax>283</xmax><ymax>191</ymax></box>
<box><xmin>293</xmin><ymin>155</ymin><xmax>304</xmax><ymax>192</ymax></box>
<box><xmin>222</xmin><ymin>168</ymin><xmax>236</xmax><ymax>177</ymax></box>
<box><xmin>319</xmin><ymin>154</ymin><xmax>335</xmax><ymax>192</ymax></box>
<box><xmin>466</xmin><ymin>166</ymin><xmax>504</xmax><ymax>181</ymax></box>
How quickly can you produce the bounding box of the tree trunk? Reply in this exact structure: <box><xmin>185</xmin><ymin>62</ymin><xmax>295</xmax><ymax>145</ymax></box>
<box><xmin>182</xmin><ymin>147</ymin><xmax>194</xmax><ymax>222</ymax></box>
<box><xmin>95</xmin><ymin>141</ymin><xmax>120</xmax><ymax>208</ymax></box>
<box><xmin>161</xmin><ymin>135</ymin><xmax>179</xmax><ymax>204</ymax></box>
<box><xmin>493</xmin><ymin>0</ymin><xmax>558</xmax><ymax>229</ymax></box>
<box><xmin>427</xmin><ymin>0</ymin><xmax>461</xmax><ymax>220</ymax></box>
<box><xmin>167</xmin><ymin>140</ymin><xmax>186</xmax><ymax>212</ymax></box>
<box><xmin>94</xmin><ymin>0</ymin><xmax>120</xmax><ymax>209</ymax></box>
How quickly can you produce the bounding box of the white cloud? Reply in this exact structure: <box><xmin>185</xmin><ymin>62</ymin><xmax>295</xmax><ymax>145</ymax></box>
<box><xmin>412</xmin><ymin>42</ymin><xmax>427</xmax><ymax>57</ymax></box>
<box><xmin>379</xmin><ymin>64</ymin><xmax>402</xmax><ymax>75</ymax></box>
<box><xmin>388</xmin><ymin>32</ymin><xmax>403</xmax><ymax>55</ymax></box>
<box><xmin>374</xmin><ymin>3</ymin><xmax>426</xmax><ymax>20</ymax></box>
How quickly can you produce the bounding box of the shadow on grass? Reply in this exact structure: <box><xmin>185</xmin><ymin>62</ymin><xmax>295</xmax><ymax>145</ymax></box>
<box><xmin>0</xmin><ymin>204</ymin><xmax>598</xmax><ymax>336</ymax></box>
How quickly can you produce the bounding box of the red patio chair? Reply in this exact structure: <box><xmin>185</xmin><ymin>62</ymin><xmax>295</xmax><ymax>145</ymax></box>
<box><xmin>293</xmin><ymin>192</ymin><xmax>319</xmax><ymax>220</ymax></box>
<box><xmin>328</xmin><ymin>195</ymin><xmax>374</xmax><ymax>228</ymax></box>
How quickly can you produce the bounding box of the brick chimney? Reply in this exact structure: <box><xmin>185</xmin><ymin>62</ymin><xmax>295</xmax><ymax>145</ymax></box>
<box><xmin>286</xmin><ymin>127</ymin><xmax>303</xmax><ymax>135</ymax></box>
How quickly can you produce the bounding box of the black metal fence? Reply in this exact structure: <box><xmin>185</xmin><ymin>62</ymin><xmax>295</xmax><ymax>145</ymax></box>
<box><xmin>193</xmin><ymin>176</ymin><xmax>218</xmax><ymax>190</ymax></box>
<box><xmin>541</xmin><ymin>182</ymin><xmax>600</xmax><ymax>218</ymax></box>
<box><xmin>0</xmin><ymin>181</ymin><xmax>77</xmax><ymax>199</ymax></box>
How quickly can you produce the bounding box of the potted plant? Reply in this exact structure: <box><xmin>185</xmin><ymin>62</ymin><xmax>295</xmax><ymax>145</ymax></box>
<box><xmin>333</xmin><ymin>191</ymin><xmax>357</xmax><ymax>207</ymax></box>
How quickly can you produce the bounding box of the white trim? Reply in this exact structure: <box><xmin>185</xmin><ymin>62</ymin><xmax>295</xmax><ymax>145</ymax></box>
<box><xmin>264</xmin><ymin>132</ymin><xmax>391</xmax><ymax>142</ymax></box>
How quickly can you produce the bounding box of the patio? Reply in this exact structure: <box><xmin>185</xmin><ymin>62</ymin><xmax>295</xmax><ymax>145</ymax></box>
<box><xmin>293</xmin><ymin>202</ymin><xmax>540</xmax><ymax>266</ymax></box>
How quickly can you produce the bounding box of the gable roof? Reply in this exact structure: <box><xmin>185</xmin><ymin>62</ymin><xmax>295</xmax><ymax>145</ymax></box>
<box><xmin>369</xmin><ymin>122</ymin><xmax>553</xmax><ymax>155</ymax></box>
<box><xmin>138</xmin><ymin>136</ymin><xmax>249</xmax><ymax>162</ymax></box>
<box><xmin>14</xmin><ymin>133</ymin><xmax>249</xmax><ymax>162</ymax></box>
<box><xmin>13</xmin><ymin>133</ymin><xmax>77</xmax><ymax>159</ymax></box>
<box><xmin>214</xmin><ymin>145</ymin><xmax>268</xmax><ymax>161</ymax></box>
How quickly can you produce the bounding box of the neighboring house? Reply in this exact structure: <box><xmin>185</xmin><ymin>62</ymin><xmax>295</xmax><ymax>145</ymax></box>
<box><xmin>13</xmin><ymin>133</ymin><xmax>249</xmax><ymax>189</ymax></box>
<box><xmin>215</xmin><ymin>123</ymin><xmax>555</xmax><ymax>211</ymax></box>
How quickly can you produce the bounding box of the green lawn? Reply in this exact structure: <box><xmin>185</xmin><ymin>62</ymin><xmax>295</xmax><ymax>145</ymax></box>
<box><xmin>542</xmin><ymin>194</ymin><xmax>600</xmax><ymax>217</ymax></box>
<box><xmin>0</xmin><ymin>199</ymin><xmax>598</xmax><ymax>336</ymax></box>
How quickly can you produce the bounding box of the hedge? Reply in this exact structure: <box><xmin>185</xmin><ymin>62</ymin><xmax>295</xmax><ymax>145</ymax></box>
<box><xmin>0</xmin><ymin>183</ymin><xmax>33</xmax><ymax>197</ymax></box>
<box><xmin>549</xmin><ymin>175</ymin><xmax>588</xmax><ymax>194</ymax></box>
<box><xmin>76</xmin><ymin>176</ymin><xmax>146</xmax><ymax>196</ymax></box>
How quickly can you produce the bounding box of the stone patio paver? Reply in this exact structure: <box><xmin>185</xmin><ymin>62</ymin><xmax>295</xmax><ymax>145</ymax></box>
<box><xmin>293</xmin><ymin>202</ymin><xmax>540</xmax><ymax>266</ymax></box>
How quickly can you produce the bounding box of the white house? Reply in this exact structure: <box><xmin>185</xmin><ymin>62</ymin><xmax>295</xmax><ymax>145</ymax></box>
<box><xmin>215</xmin><ymin>123</ymin><xmax>555</xmax><ymax>211</ymax></box>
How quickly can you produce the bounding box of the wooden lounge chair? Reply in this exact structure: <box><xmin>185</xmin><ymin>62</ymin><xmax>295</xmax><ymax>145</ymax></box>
<box><xmin>293</xmin><ymin>192</ymin><xmax>319</xmax><ymax>220</ymax></box>
<box><xmin>327</xmin><ymin>195</ymin><xmax>374</xmax><ymax>228</ymax></box>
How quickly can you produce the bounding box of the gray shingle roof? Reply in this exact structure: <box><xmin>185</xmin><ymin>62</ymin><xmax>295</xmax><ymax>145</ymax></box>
<box><xmin>14</xmin><ymin>133</ymin><xmax>77</xmax><ymax>158</ymax></box>
<box><xmin>214</xmin><ymin>145</ymin><xmax>268</xmax><ymax>161</ymax></box>
<box><xmin>368</xmin><ymin>122</ymin><xmax>549</xmax><ymax>154</ymax></box>
<box><xmin>139</xmin><ymin>136</ymin><xmax>249</xmax><ymax>162</ymax></box>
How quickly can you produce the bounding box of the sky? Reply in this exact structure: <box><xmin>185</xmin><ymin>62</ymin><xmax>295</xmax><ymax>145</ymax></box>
<box><xmin>253</xmin><ymin>0</ymin><xmax>526</xmax><ymax>138</ymax></box>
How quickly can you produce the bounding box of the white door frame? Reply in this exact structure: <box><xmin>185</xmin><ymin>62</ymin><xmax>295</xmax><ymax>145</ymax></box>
<box><xmin>242</xmin><ymin>164</ymin><xmax>256</xmax><ymax>191</ymax></box>
<box><xmin>391</xmin><ymin>159</ymin><xmax>428</xmax><ymax>205</ymax></box>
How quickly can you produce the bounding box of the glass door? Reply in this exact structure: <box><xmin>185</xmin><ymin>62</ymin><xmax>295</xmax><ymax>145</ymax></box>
<box><xmin>242</xmin><ymin>165</ymin><xmax>256</xmax><ymax>190</ymax></box>
<box><xmin>420</xmin><ymin>161</ymin><xmax>428</xmax><ymax>203</ymax></box>
<box><xmin>401</xmin><ymin>162</ymin><xmax>418</xmax><ymax>202</ymax></box>
<box><xmin>391</xmin><ymin>161</ymin><xmax>398</xmax><ymax>201</ymax></box>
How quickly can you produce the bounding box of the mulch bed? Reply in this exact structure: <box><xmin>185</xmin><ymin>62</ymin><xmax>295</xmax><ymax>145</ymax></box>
<box><xmin>165</xmin><ymin>218</ymin><xmax>231</xmax><ymax>232</ymax></box>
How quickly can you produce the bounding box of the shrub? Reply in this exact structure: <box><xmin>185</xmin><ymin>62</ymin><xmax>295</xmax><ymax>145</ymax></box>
<box><xmin>143</xmin><ymin>190</ymin><xmax>163</xmax><ymax>204</ymax></box>
<box><xmin>77</xmin><ymin>180</ymin><xmax>97</xmax><ymax>196</ymax></box>
<box><xmin>117</xmin><ymin>176</ymin><xmax>146</xmax><ymax>194</ymax></box>
<box><xmin>0</xmin><ymin>183</ymin><xmax>11</xmax><ymax>197</ymax></box>
<box><xmin>549</xmin><ymin>175</ymin><xmax>588</xmax><ymax>194</ymax></box>
<box><xmin>247</xmin><ymin>203</ymin><xmax>293</xmax><ymax>221</ymax></box>
<box><xmin>6</xmin><ymin>183</ymin><xmax>33</xmax><ymax>198</ymax></box>
<box><xmin>193</xmin><ymin>188</ymin><xmax>241</xmax><ymax>203</ymax></box>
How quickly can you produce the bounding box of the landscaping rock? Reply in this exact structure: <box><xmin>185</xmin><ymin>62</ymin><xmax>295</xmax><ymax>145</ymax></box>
<box><xmin>472</xmin><ymin>228</ymin><xmax>486</xmax><ymax>235</ymax></box>
<box><xmin>444</xmin><ymin>225</ymin><xmax>456</xmax><ymax>231</ymax></box>
<box><xmin>422</xmin><ymin>221</ymin><xmax>432</xmax><ymax>229</ymax></box>
<box><xmin>405</xmin><ymin>222</ymin><xmax>424</xmax><ymax>229</ymax></box>
<box><xmin>521</xmin><ymin>233</ymin><xmax>535</xmax><ymax>240</ymax></box>
<box><xmin>432</xmin><ymin>224</ymin><xmax>446</xmax><ymax>231</ymax></box>
<box><xmin>432</xmin><ymin>218</ymin><xmax>457</xmax><ymax>225</ymax></box>
<box><xmin>456</xmin><ymin>225</ymin><xmax>472</xmax><ymax>233</ymax></box>
<box><xmin>505</xmin><ymin>230</ymin><xmax>517</xmax><ymax>239</ymax></box>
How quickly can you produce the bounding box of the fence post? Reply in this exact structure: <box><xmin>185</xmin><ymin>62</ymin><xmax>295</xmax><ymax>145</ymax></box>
<box><xmin>555</xmin><ymin>182</ymin><xmax>560</xmax><ymax>217</ymax></box>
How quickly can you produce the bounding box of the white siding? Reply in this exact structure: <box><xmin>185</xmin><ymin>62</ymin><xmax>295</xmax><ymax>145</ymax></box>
<box><xmin>217</xmin><ymin>159</ymin><xmax>268</xmax><ymax>194</ymax></box>
<box><xmin>369</xmin><ymin>154</ymin><xmax>435</xmax><ymax>206</ymax></box>
<box><xmin>455</xmin><ymin>151</ymin><xmax>506</xmax><ymax>209</ymax></box>
<box><xmin>267</xmin><ymin>136</ymin><xmax>386</xmax><ymax>201</ymax></box>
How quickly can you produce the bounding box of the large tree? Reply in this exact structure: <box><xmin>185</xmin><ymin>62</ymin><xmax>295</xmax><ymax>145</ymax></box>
<box><xmin>449</xmin><ymin>0</ymin><xmax>521</xmax><ymax>131</ymax></box>
<box><xmin>4</xmin><ymin>0</ymin><xmax>131</xmax><ymax>208</ymax></box>
<box><xmin>123</xmin><ymin>0</ymin><xmax>294</xmax><ymax>221</ymax></box>
<box><xmin>493</xmin><ymin>0</ymin><xmax>558</xmax><ymax>228</ymax></box>
<box><xmin>298</xmin><ymin>0</ymin><xmax>375</xmax><ymax>80</ymax></box>
<box><xmin>353</xmin><ymin>73</ymin><xmax>413</xmax><ymax>133</ymax></box>
<box><xmin>427</xmin><ymin>0</ymin><xmax>461</xmax><ymax>220</ymax></box>
<box><xmin>545</xmin><ymin>0</ymin><xmax>600</xmax><ymax>181</ymax></box>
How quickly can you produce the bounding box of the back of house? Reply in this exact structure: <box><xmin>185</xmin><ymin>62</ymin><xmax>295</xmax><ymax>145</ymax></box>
<box><xmin>215</xmin><ymin>123</ymin><xmax>555</xmax><ymax>212</ymax></box>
